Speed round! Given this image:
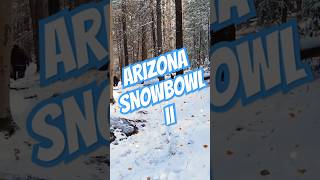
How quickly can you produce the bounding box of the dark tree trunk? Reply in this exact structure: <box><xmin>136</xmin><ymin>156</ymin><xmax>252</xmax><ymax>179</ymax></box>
<box><xmin>141</xmin><ymin>25</ymin><xmax>147</xmax><ymax>61</ymax></box>
<box><xmin>48</xmin><ymin>0</ymin><xmax>60</xmax><ymax>15</ymax></box>
<box><xmin>281</xmin><ymin>1</ymin><xmax>288</xmax><ymax>23</ymax></box>
<box><xmin>175</xmin><ymin>0</ymin><xmax>183</xmax><ymax>75</ymax></box>
<box><xmin>198</xmin><ymin>29</ymin><xmax>202</xmax><ymax>63</ymax></box>
<box><xmin>121</xmin><ymin>2</ymin><xmax>129</xmax><ymax>66</ymax></box>
<box><xmin>156</xmin><ymin>0</ymin><xmax>162</xmax><ymax>56</ymax></box>
<box><xmin>297</xmin><ymin>0</ymin><xmax>302</xmax><ymax>20</ymax></box>
<box><xmin>29</xmin><ymin>0</ymin><xmax>49</xmax><ymax>72</ymax></box>
<box><xmin>210</xmin><ymin>25</ymin><xmax>235</xmax><ymax>46</ymax></box>
<box><xmin>282</xmin><ymin>6</ymin><xmax>287</xmax><ymax>23</ymax></box>
<box><xmin>151</xmin><ymin>8</ymin><xmax>157</xmax><ymax>57</ymax></box>
<box><xmin>75</xmin><ymin>0</ymin><xmax>91</xmax><ymax>6</ymax></box>
<box><xmin>156</xmin><ymin>0</ymin><xmax>165</xmax><ymax>81</ymax></box>
<box><xmin>0</xmin><ymin>0</ymin><xmax>17</xmax><ymax>135</ymax></box>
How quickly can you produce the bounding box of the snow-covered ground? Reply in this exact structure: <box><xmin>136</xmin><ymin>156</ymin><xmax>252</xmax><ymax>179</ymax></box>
<box><xmin>0</xmin><ymin>63</ymin><xmax>108</xmax><ymax>180</ymax></box>
<box><xmin>212</xmin><ymin>77</ymin><xmax>320</xmax><ymax>180</ymax></box>
<box><xmin>1</xmin><ymin>62</ymin><xmax>210</xmax><ymax>180</ymax></box>
<box><xmin>7</xmin><ymin>61</ymin><xmax>320</xmax><ymax>180</ymax></box>
<box><xmin>110</xmin><ymin>80</ymin><xmax>210</xmax><ymax>180</ymax></box>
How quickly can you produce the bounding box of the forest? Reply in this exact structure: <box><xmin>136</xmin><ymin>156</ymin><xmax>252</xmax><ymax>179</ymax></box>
<box><xmin>0</xmin><ymin>0</ymin><xmax>210</xmax><ymax>129</ymax></box>
<box><xmin>1</xmin><ymin>0</ymin><xmax>320</xmax><ymax>179</ymax></box>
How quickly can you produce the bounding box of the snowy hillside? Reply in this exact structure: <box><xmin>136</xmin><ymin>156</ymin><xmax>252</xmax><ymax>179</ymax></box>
<box><xmin>0</xmin><ymin>63</ymin><xmax>108</xmax><ymax>180</ymax></box>
<box><xmin>212</xmin><ymin>76</ymin><xmax>320</xmax><ymax>180</ymax></box>
<box><xmin>0</xmin><ymin>63</ymin><xmax>210</xmax><ymax>180</ymax></box>
<box><xmin>110</xmin><ymin>80</ymin><xmax>210</xmax><ymax>180</ymax></box>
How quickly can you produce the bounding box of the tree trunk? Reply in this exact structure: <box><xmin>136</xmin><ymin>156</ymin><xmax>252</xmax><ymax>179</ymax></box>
<box><xmin>141</xmin><ymin>23</ymin><xmax>147</xmax><ymax>61</ymax></box>
<box><xmin>118</xmin><ymin>42</ymin><xmax>123</xmax><ymax>79</ymax></box>
<box><xmin>29</xmin><ymin>0</ymin><xmax>49</xmax><ymax>72</ymax></box>
<box><xmin>175</xmin><ymin>0</ymin><xmax>183</xmax><ymax>75</ymax></box>
<box><xmin>0</xmin><ymin>0</ymin><xmax>15</xmax><ymax>133</ymax></box>
<box><xmin>297</xmin><ymin>0</ymin><xmax>302</xmax><ymax>20</ymax></box>
<box><xmin>108</xmin><ymin>2</ymin><xmax>114</xmax><ymax>103</ymax></box>
<box><xmin>156</xmin><ymin>0</ymin><xmax>162</xmax><ymax>56</ymax></box>
<box><xmin>156</xmin><ymin>0</ymin><xmax>165</xmax><ymax>81</ymax></box>
<box><xmin>117</xmin><ymin>22</ymin><xmax>123</xmax><ymax>80</ymax></box>
<box><xmin>137</xmin><ymin>30</ymin><xmax>141</xmax><ymax>61</ymax></box>
<box><xmin>281</xmin><ymin>0</ymin><xmax>288</xmax><ymax>23</ymax></box>
<box><xmin>211</xmin><ymin>25</ymin><xmax>235</xmax><ymax>46</ymax></box>
<box><xmin>151</xmin><ymin>7</ymin><xmax>157</xmax><ymax>57</ymax></box>
<box><xmin>121</xmin><ymin>2</ymin><xmax>129</xmax><ymax>66</ymax></box>
<box><xmin>48</xmin><ymin>0</ymin><xmax>60</xmax><ymax>15</ymax></box>
<box><xmin>282</xmin><ymin>6</ymin><xmax>287</xmax><ymax>23</ymax></box>
<box><xmin>198</xmin><ymin>29</ymin><xmax>202</xmax><ymax>63</ymax></box>
<box><xmin>193</xmin><ymin>30</ymin><xmax>196</xmax><ymax>63</ymax></box>
<box><xmin>75</xmin><ymin>0</ymin><xmax>91</xmax><ymax>6</ymax></box>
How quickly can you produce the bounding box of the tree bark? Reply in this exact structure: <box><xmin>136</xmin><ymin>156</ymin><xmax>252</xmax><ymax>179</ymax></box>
<box><xmin>151</xmin><ymin>7</ymin><xmax>157</xmax><ymax>57</ymax></box>
<box><xmin>121</xmin><ymin>2</ymin><xmax>129</xmax><ymax>66</ymax></box>
<box><xmin>282</xmin><ymin>6</ymin><xmax>288</xmax><ymax>23</ymax></box>
<box><xmin>75</xmin><ymin>0</ymin><xmax>91</xmax><ymax>6</ymax></box>
<box><xmin>48</xmin><ymin>0</ymin><xmax>60</xmax><ymax>15</ymax></box>
<box><xmin>175</xmin><ymin>0</ymin><xmax>183</xmax><ymax>75</ymax></box>
<box><xmin>281</xmin><ymin>0</ymin><xmax>288</xmax><ymax>23</ymax></box>
<box><xmin>141</xmin><ymin>23</ymin><xmax>147</xmax><ymax>61</ymax></box>
<box><xmin>156</xmin><ymin>0</ymin><xmax>162</xmax><ymax>56</ymax></box>
<box><xmin>297</xmin><ymin>0</ymin><xmax>302</xmax><ymax>20</ymax></box>
<box><xmin>156</xmin><ymin>0</ymin><xmax>165</xmax><ymax>81</ymax></box>
<box><xmin>29</xmin><ymin>0</ymin><xmax>49</xmax><ymax>72</ymax></box>
<box><xmin>198</xmin><ymin>29</ymin><xmax>202</xmax><ymax>63</ymax></box>
<box><xmin>0</xmin><ymin>0</ymin><xmax>15</xmax><ymax>132</ymax></box>
<box><xmin>108</xmin><ymin>2</ymin><xmax>114</xmax><ymax>103</ymax></box>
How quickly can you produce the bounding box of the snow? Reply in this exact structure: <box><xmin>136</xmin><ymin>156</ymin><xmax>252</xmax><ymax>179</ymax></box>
<box><xmin>110</xmin><ymin>80</ymin><xmax>210</xmax><ymax>179</ymax></box>
<box><xmin>0</xmin><ymin>63</ymin><xmax>108</xmax><ymax>180</ymax></box>
<box><xmin>4</xmin><ymin>61</ymin><xmax>320</xmax><ymax>179</ymax></box>
<box><xmin>212</xmin><ymin>77</ymin><xmax>320</xmax><ymax>179</ymax></box>
<box><xmin>1</xmin><ymin>62</ymin><xmax>210</xmax><ymax>180</ymax></box>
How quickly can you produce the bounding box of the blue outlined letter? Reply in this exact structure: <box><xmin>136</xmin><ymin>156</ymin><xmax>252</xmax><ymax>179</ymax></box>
<box><xmin>211</xmin><ymin>21</ymin><xmax>313</xmax><ymax>112</ymax></box>
<box><xmin>210</xmin><ymin>0</ymin><xmax>256</xmax><ymax>31</ymax></box>
<box><xmin>164</xmin><ymin>104</ymin><xmax>177</xmax><ymax>126</ymax></box>
<box><xmin>39</xmin><ymin>0</ymin><xmax>110</xmax><ymax>86</ymax></box>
